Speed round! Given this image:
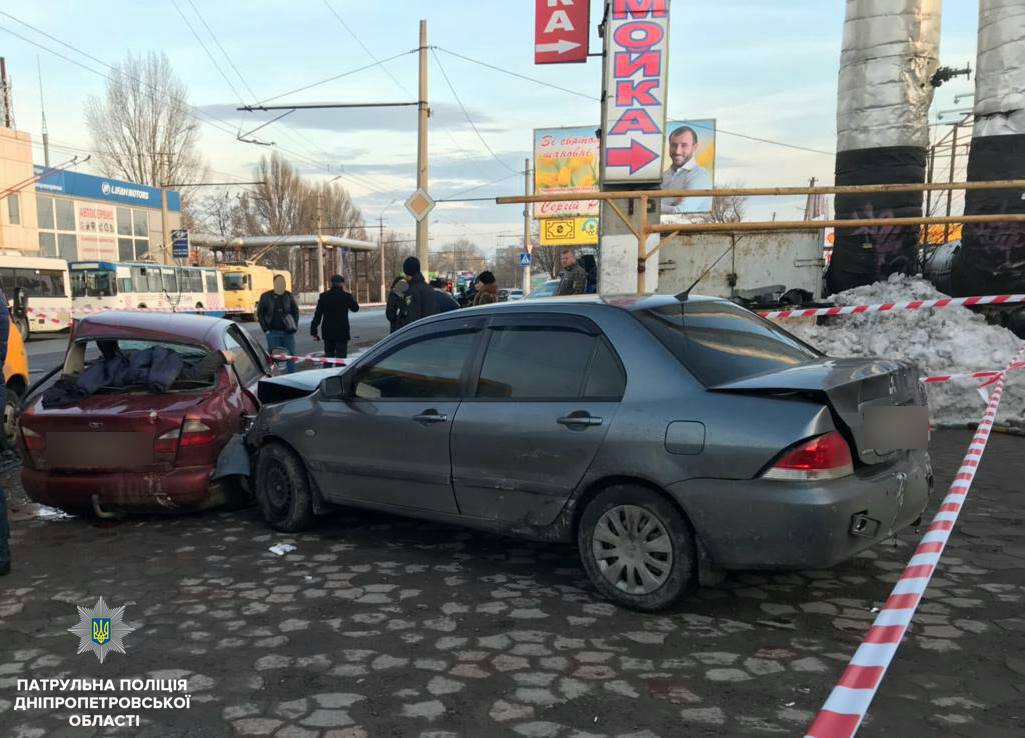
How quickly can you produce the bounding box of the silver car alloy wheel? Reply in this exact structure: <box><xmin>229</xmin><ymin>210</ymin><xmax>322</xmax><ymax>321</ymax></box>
<box><xmin>591</xmin><ymin>504</ymin><xmax>673</xmax><ymax>594</ymax></box>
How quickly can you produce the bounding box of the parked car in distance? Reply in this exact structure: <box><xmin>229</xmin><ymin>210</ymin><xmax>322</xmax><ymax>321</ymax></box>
<box><xmin>19</xmin><ymin>312</ymin><xmax>273</xmax><ymax>515</ymax></box>
<box><xmin>525</xmin><ymin>279</ymin><xmax>560</xmax><ymax>299</ymax></box>
<box><xmin>248</xmin><ymin>294</ymin><xmax>932</xmax><ymax>611</ymax></box>
<box><xmin>506</xmin><ymin>289</ymin><xmax>524</xmax><ymax>301</ymax></box>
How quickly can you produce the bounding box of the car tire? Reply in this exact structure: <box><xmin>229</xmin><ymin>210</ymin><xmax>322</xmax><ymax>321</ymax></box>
<box><xmin>254</xmin><ymin>442</ymin><xmax>315</xmax><ymax>532</ymax></box>
<box><xmin>577</xmin><ymin>485</ymin><xmax>695</xmax><ymax>612</ymax></box>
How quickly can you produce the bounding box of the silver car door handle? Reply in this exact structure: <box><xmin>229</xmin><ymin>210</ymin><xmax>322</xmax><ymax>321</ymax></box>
<box><xmin>557</xmin><ymin>415</ymin><xmax>603</xmax><ymax>427</ymax></box>
<box><xmin>413</xmin><ymin>412</ymin><xmax>449</xmax><ymax>423</ymax></box>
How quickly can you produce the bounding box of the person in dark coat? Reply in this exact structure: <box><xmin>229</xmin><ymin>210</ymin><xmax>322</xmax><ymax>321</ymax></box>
<box><xmin>258</xmin><ymin>275</ymin><xmax>300</xmax><ymax>373</ymax></box>
<box><xmin>311</xmin><ymin>274</ymin><xmax>360</xmax><ymax>359</ymax></box>
<box><xmin>472</xmin><ymin>271</ymin><xmax>499</xmax><ymax>306</ymax></box>
<box><xmin>396</xmin><ymin>256</ymin><xmax>438</xmax><ymax>329</ymax></box>
<box><xmin>0</xmin><ymin>288</ymin><xmax>9</xmax><ymax>576</ymax></box>
<box><xmin>430</xmin><ymin>278</ymin><xmax>460</xmax><ymax>313</ymax></box>
<box><xmin>385</xmin><ymin>276</ymin><xmax>408</xmax><ymax>333</ymax></box>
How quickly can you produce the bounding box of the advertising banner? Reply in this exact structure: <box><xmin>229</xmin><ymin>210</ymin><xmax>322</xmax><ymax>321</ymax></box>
<box><xmin>660</xmin><ymin>119</ymin><xmax>717</xmax><ymax>215</ymax></box>
<box><xmin>539</xmin><ymin>216</ymin><xmax>600</xmax><ymax>247</ymax></box>
<box><xmin>533</xmin><ymin>126</ymin><xmax>600</xmax><ymax>219</ymax></box>
<box><xmin>600</xmin><ymin>0</ymin><xmax>670</xmax><ymax>184</ymax></box>
<box><xmin>76</xmin><ymin>202</ymin><xmax>117</xmax><ymax>261</ymax></box>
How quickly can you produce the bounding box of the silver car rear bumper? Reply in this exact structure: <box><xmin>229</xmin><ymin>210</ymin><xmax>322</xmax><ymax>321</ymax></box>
<box><xmin>670</xmin><ymin>450</ymin><xmax>932</xmax><ymax>570</ymax></box>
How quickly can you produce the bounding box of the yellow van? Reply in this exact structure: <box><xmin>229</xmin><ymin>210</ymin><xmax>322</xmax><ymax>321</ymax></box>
<box><xmin>219</xmin><ymin>263</ymin><xmax>292</xmax><ymax>321</ymax></box>
<box><xmin>3</xmin><ymin>320</ymin><xmax>29</xmax><ymax>446</ymax></box>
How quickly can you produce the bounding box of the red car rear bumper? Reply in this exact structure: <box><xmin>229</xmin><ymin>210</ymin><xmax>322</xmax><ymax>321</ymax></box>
<box><xmin>21</xmin><ymin>465</ymin><xmax>223</xmax><ymax>513</ymax></box>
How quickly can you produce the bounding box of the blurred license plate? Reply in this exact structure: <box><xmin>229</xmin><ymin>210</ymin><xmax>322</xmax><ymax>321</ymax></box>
<box><xmin>47</xmin><ymin>432</ymin><xmax>152</xmax><ymax>468</ymax></box>
<box><xmin>863</xmin><ymin>406</ymin><xmax>929</xmax><ymax>452</ymax></box>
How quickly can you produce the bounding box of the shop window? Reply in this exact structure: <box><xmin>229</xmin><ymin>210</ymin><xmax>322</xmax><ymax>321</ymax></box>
<box><xmin>6</xmin><ymin>194</ymin><xmax>20</xmax><ymax>225</ymax></box>
<box><xmin>118</xmin><ymin>238</ymin><xmax>135</xmax><ymax>261</ymax></box>
<box><xmin>37</xmin><ymin>196</ymin><xmax>55</xmax><ymax>230</ymax></box>
<box><xmin>38</xmin><ymin>232</ymin><xmax>57</xmax><ymax>258</ymax></box>
<box><xmin>117</xmin><ymin>207</ymin><xmax>133</xmax><ymax>236</ymax></box>
<box><xmin>55</xmin><ymin>199</ymin><xmax>76</xmax><ymax>231</ymax></box>
<box><xmin>133</xmin><ymin>210</ymin><xmax>148</xmax><ymax>237</ymax></box>
<box><xmin>58</xmin><ymin>233</ymin><xmax>78</xmax><ymax>262</ymax></box>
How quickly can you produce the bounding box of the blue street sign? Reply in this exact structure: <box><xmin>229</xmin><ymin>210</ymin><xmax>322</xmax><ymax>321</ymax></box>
<box><xmin>519</xmin><ymin>252</ymin><xmax>533</xmax><ymax>267</ymax></box>
<box><xmin>172</xmin><ymin>229</ymin><xmax>189</xmax><ymax>259</ymax></box>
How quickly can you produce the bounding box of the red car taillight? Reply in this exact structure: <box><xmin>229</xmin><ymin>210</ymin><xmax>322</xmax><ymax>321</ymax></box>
<box><xmin>21</xmin><ymin>426</ymin><xmax>45</xmax><ymax>451</ymax></box>
<box><xmin>154</xmin><ymin>419</ymin><xmax>215</xmax><ymax>461</ymax></box>
<box><xmin>154</xmin><ymin>428</ymin><xmax>181</xmax><ymax>455</ymax></box>
<box><xmin>763</xmin><ymin>431</ymin><xmax>854</xmax><ymax>482</ymax></box>
<box><xmin>179</xmin><ymin>419</ymin><xmax>215</xmax><ymax>447</ymax></box>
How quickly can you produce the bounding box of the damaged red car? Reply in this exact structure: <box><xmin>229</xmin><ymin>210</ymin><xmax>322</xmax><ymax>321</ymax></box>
<box><xmin>18</xmin><ymin>312</ymin><xmax>271</xmax><ymax>515</ymax></box>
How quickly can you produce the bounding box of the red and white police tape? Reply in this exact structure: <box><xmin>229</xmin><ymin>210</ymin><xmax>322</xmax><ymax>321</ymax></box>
<box><xmin>760</xmin><ymin>293</ymin><xmax>1025</xmax><ymax>320</ymax></box>
<box><xmin>270</xmin><ymin>353</ymin><xmax>347</xmax><ymax>366</ymax></box>
<box><xmin>921</xmin><ymin>361</ymin><xmax>1025</xmax><ymax>385</ymax></box>
<box><xmin>804</xmin><ymin>344</ymin><xmax>1025</xmax><ymax>738</ymax></box>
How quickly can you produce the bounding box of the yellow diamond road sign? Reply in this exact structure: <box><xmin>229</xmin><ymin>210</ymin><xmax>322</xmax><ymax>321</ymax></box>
<box><xmin>405</xmin><ymin>189</ymin><xmax>436</xmax><ymax>222</ymax></box>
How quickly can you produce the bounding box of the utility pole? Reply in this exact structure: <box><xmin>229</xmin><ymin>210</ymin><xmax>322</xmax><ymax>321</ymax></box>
<box><xmin>522</xmin><ymin>158</ymin><xmax>532</xmax><ymax>294</ymax></box>
<box><xmin>379</xmin><ymin>216</ymin><xmax>386</xmax><ymax>303</ymax></box>
<box><xmin>37</xmin><ymin>57</ymin><xmax>50</xmax><ymax>167</ymax></box>
<box><xmin>0</xmin><ymin>58</ymin><xmax>12</xmax><ymax>129</ymax></box>
<box><xmin>803</xmin><ymin>177</ymin><xmax>818</xmax><ymax>220</ymax></box>
<box><xmin>160</xmin><ymin>187</ymin><xmax>171</xmax><ymax>263</ymax></box>
<box><xmin>316</xmin><ymin>191</ymin><xmax>325</xmax><ymax>294</ymax></box>
<box><xmin>944</xmin><ymin>122</ymin><xmax>960</xmax><ymax>243</ymax></box>
<box><xmin>416</xmin><ymin>19</ymin><xmax>430</xmax><ymax>271</ymax></box>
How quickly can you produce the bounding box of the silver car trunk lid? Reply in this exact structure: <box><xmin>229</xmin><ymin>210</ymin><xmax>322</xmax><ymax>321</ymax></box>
<box><xmin>710</xmin><ymin>358</ymin><xmax>926</xmax><ymax>464</ymax></box>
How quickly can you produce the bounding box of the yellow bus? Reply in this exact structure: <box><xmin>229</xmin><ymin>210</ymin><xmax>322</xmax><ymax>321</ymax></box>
<box><xmin>219</xmin><ymin>263</ymin><xmax>292</xmax><ymax>321</ymax></box>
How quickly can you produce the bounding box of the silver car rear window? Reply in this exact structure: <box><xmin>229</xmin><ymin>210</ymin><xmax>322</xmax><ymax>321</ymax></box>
<box><xmin>635</xmin><ymin>301</ymin><xmax>821</xmax><ymax>385</ymax></box>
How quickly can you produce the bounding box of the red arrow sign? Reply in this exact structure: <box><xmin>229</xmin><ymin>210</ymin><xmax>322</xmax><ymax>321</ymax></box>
<box><xmin>535</xmin><ymin>0</ymin><xmax>589</xmax><ymax>64</ymax></box>
<box><xmin>606</xmin><ymin>140</ymin><xmax>659</xmax><ymax>174</ymax></box>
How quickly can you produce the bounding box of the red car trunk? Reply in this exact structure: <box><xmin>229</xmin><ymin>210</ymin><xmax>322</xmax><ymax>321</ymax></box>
<box><xmin>22</xmin><ymin>392</ymin><xmax>212</xmax><ymax>472</ymax></box>
<box><xmin>19</xmin><ymin>312</ymin><xmax>268</xmax><ymax>513</ymax></box>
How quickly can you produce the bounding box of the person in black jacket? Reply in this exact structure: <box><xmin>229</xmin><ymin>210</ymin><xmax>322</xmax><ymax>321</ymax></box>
<box><xmin>311</xmin><ymin>275</ymin><xmax>360</xmax><ymax>358</ymax></box>
<box><xmin>396</xmin><ymin>257</ymin><xmax>438</xmax><ymax>329</ymax></box>
<box><xmin>385</xmin><ymin>276</ymin><xmax>408</xmax><ymax>333</ymax></box>
<box><xmin>430</xmin><ymin>278</ymin><xmax>460</xmax><ymax>313</ymax></box>
<box><xmin>258</xmin><ymin>275</ymin><xmax>300</xmax><ymax>373</ymax></box>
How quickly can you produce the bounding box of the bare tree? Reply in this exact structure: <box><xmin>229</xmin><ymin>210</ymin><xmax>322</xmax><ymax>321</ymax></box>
<box><xmin>85</xmin><ymin>52</ymin><xmax>207</xmax><ymax>189</ymax></box>
<box><xmin>240</xmin><ymin>153</ymin><xmax>314</xmax><ymax>243</ymax></box>
<box><xmin>534</xmin><ymin>246</ymin><xmax>561</xmax><ymax>279</ymax></box>
<box><xmin>702</xmin><ymin>183</ymin><xmax>748</xmax><ymax>224</ymax></box>
<box><xmin>431</xmin><ymin>238</ymin><xmax>487</xmax><ymax>276</ymax></box>
<box><xmin>186</xmin><ymin>188</ymin><xmax>246</xmax><ymax>239</ymax></box>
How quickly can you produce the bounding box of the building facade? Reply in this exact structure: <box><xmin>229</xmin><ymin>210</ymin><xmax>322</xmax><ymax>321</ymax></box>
<box><xmin>34</xmin><ymin>166</ymin><xmax>182</xmax><ymax>263</ymax></box>
<box><xmin>0</xmin><ymin>127</ymin><xmax>40</xmax><ymax>252</ymax></box>
<box><xmin>1</xmin><ymin>126</ymin><xmax>183</xmax><ymax>263</ymax></box>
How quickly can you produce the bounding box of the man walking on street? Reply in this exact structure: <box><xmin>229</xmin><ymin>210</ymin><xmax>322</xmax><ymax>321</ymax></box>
<box><xmin>396</xmin><ymin>257</ymin><xmax>438</xmax><ymax>329</ymax></box>
<box><xmin>557</xmin><ymin>250</ymin><xmax>588</xmax><ymax>296</ymax></box>
<box><xmin>258</xmin><ymin>274</ymin><xmax>300</xmax><ymax>373</ymax></box>
<box><xmin>311</xmin><ymin>274</ymin><xmax>360</xmax><ymax>359</ymax></box>
<box><xmin>0</xmin><ymin>288</ymin><xmax>11</xmax><ymax>576</ymax></box>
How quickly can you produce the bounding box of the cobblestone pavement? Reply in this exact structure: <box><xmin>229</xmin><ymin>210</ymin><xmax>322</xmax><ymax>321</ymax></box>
<box><xmin>1</xmin><ymin>429</ymin><xmax>1024</xmax><ymax>738</ymax></box>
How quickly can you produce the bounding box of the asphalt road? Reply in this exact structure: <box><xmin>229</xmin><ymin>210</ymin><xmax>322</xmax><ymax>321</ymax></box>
<box><xmin>1</xmin><ymin>428</ymin><xmax>1024</xmax><ymax>737</ymax></box>
<box><xmin>23</xmin><ymin>308</ymin><xmax>391</xmax><ymax>379</ymax></box>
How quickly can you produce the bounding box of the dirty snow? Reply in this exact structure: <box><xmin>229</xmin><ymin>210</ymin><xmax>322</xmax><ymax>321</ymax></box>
<box><xmin>778</xmin><ymin>274</ymin><xmax>1024</xmax><ymax>428</ymax></box>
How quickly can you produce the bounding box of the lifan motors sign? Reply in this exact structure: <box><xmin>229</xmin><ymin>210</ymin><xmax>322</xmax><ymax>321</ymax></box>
<box><xmin>601</xmin><ymin>0</ymin><xmax>670</xmax><ymax>184</ymax></box>
<box><xmin>535</xmin><ymin>0</ymin><xmax>589</xmax><ymax>64</ymax></box>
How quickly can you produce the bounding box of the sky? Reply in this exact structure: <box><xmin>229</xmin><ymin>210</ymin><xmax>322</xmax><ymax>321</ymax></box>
<box><xmin>0</xmin><ymin>1</ymin><xmax>982</xmax><ymax>255</ymax></box>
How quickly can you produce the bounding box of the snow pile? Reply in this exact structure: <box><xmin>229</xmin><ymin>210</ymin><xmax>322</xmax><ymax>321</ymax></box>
<box><xmin>779</xmin><ymin>274</ymin><xmax>1025</xmax><ymax>428</ymax></box>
